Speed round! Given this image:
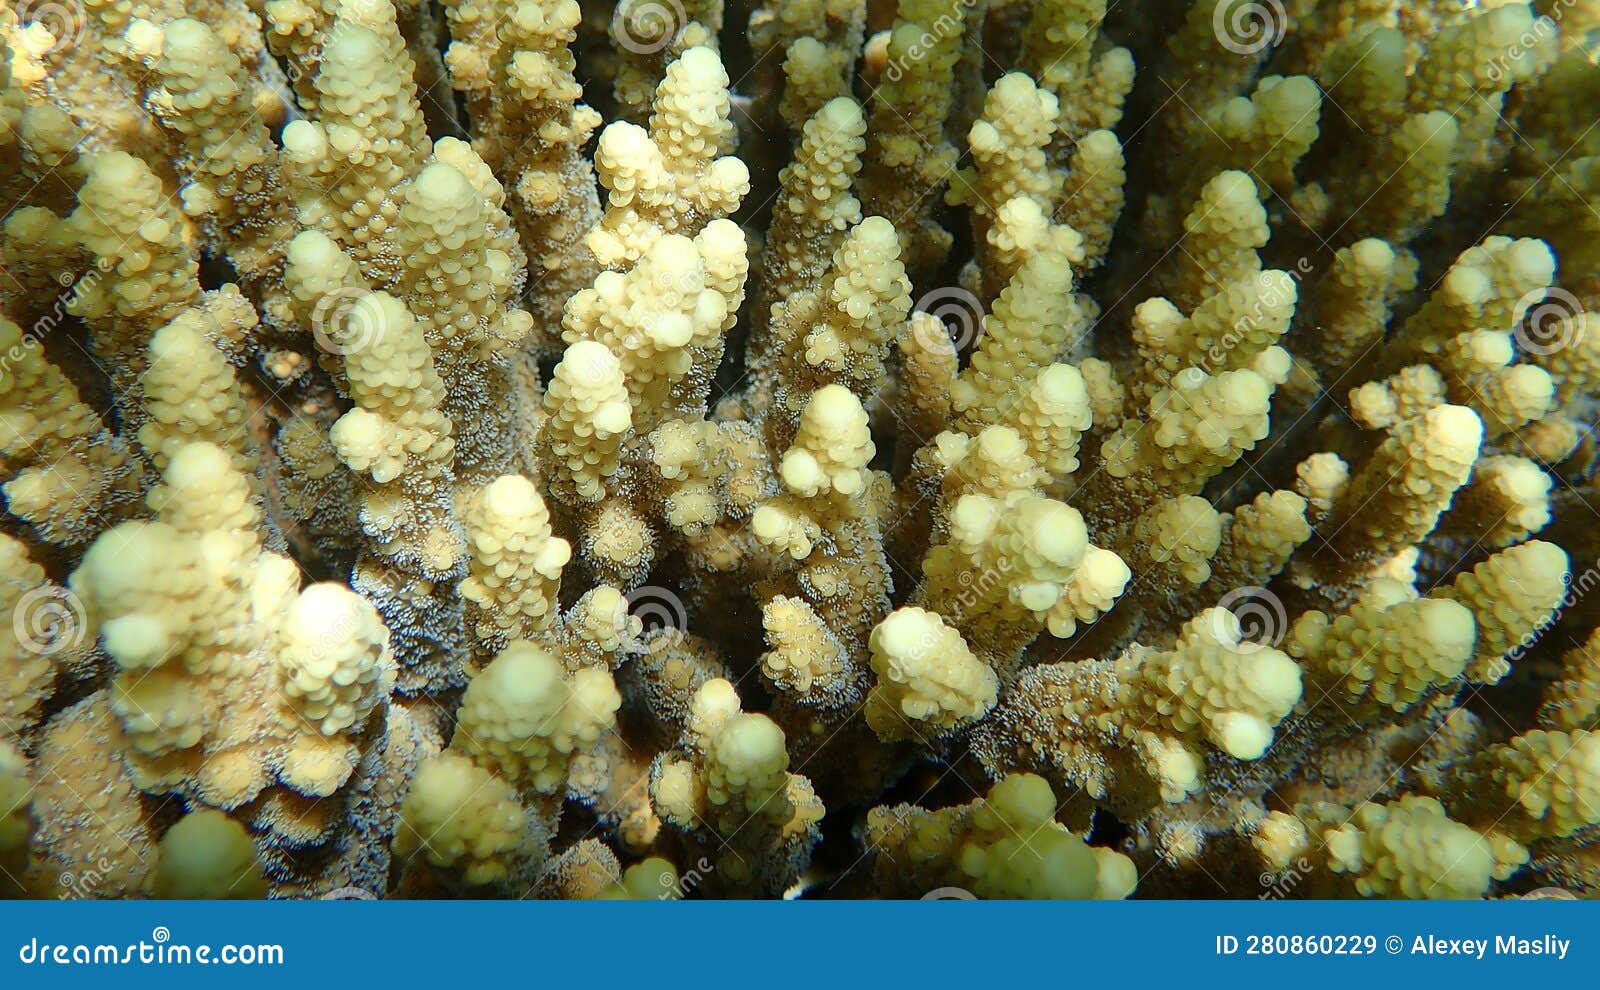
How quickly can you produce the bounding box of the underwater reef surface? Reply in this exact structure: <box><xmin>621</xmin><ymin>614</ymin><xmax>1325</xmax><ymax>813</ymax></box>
<box><xmin>1</xmin><ymin>0</ymin><xmax>1599</xmax><ymax>900</ymax></box>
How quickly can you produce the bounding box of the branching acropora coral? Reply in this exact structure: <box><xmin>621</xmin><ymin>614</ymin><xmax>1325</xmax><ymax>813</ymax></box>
<box><xmin>2</xmin><ymin>0</ymin><xmax>1599</xmax><ymax>901</ymax></box>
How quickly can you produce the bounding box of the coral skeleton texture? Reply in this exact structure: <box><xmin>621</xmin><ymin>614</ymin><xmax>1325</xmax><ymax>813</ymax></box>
<box><xmin>1</xmin><ymin>0</ymin><xmax>1599</xmax><ymax>900</ymax></box>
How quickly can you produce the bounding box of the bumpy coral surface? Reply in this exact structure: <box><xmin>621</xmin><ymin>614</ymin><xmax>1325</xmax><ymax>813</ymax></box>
<box><xmin>2</xmin><ymin>0</ymin><xmax>1599</xmax><ymax>900</ymax></box>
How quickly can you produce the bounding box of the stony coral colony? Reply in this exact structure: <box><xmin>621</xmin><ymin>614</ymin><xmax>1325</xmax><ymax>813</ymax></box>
<box><xmin>1</xmin><ymin>0</ymin><xmax>1599</xmax><ymax>904</ymax></box>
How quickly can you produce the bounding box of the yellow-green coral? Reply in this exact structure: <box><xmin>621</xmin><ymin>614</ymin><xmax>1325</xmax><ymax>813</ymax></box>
<box><xmin>1</xmin><ymin>0</ymin><xmax>1598</xmax><ymax>904</ymax></box>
